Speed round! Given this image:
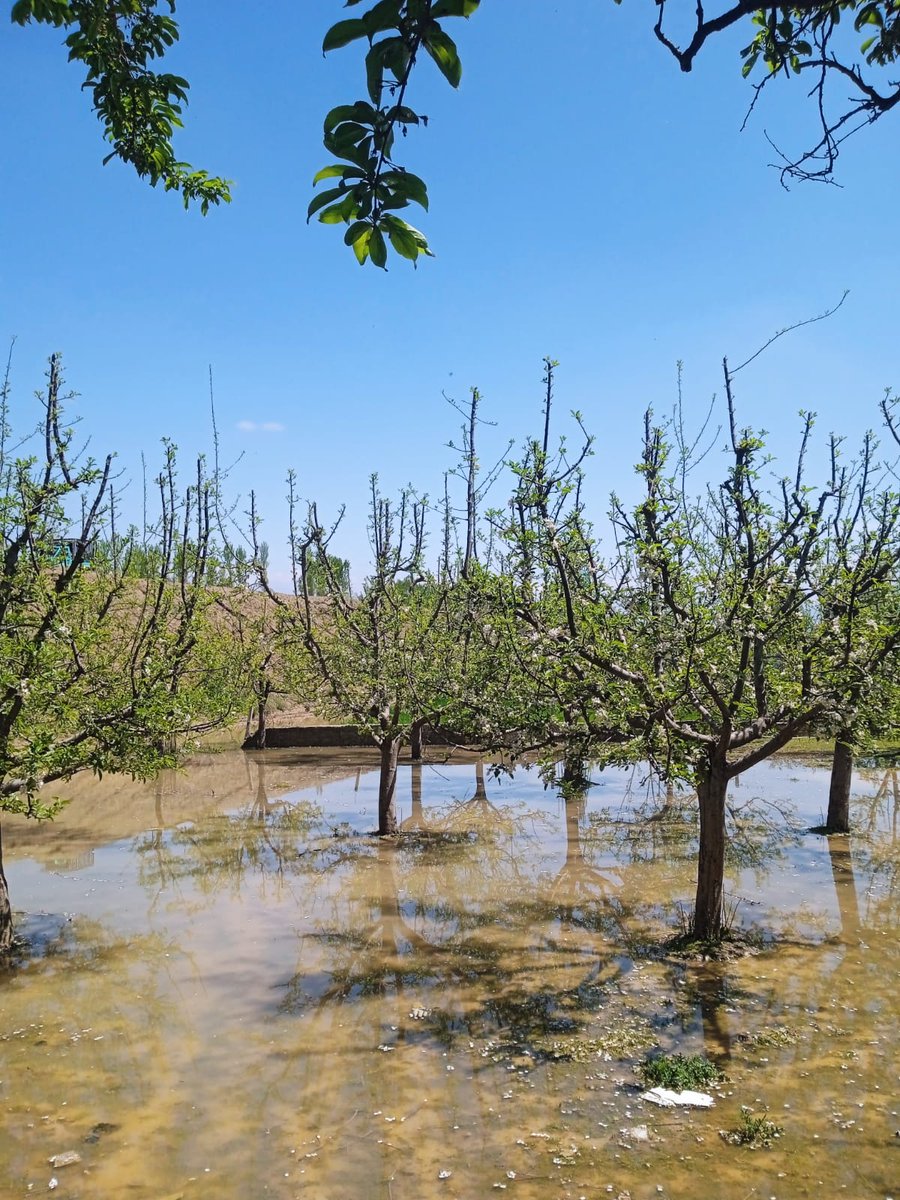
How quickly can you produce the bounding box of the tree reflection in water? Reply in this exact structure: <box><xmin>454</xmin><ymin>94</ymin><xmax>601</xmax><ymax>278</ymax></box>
<box><xmin>4</xmin><ymin>754</ymin><xmax>900</xmax><ymax>1199</ymax></box>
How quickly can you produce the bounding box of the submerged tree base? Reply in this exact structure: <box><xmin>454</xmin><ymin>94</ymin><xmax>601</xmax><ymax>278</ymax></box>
<box><xmin>665</xmin><ymin>928</ymin><xmax>763</xmax><ymax>961</ymax></box>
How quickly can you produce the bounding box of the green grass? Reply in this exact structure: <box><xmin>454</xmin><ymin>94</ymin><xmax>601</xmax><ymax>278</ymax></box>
<box><xmin>637</xmin><ymin>1052</ymin><xmax>722</xmax><ymax>1089</ymax></box>
<box><xmin>720</xmin><ymin>1109</ymin><xmax>784</xmax><ymax>1148</ymax></box>
<box><xmin>778</xmin><ymin>735</ymin><xmax>900</xmax><ymax>756</ymax></box>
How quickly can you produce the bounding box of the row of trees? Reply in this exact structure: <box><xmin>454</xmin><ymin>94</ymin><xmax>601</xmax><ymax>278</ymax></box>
<box><xmin>0</xmin><ymin>355</ymin><xmax>247</xmax><ymax>951</ymax></box>
<box><xmin>234</xmin><ymin>357</ymin><xmax>900</xmax><ymax>942</ymax></box>
<box><xmin>2</xmin><ymin>351</ymin><xmax>899</xmax><ymax>952</ymax></box>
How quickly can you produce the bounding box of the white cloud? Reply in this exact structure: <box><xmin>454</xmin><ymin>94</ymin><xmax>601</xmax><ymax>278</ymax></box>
<box><xmin>235</xmin><ymin>420</ymin><xmax>285</xmax><ymax>433</ymax></box>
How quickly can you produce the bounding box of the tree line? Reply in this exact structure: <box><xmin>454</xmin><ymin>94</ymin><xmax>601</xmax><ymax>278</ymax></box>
<box><xmin>1</xmin><ymin>350</ymin><xmax>899</xmax><ymax>952</ymax></box>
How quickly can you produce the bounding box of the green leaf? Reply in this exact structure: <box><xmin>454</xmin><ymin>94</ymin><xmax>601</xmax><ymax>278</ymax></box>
<box><xmin>307</xmin><ymin>185</ymin><xmax>348</xmax><ymax>221</ymax></box>
<box><xmin>322</xmin><ymin>18</ymin><xmax>367</xmax><ymax>51</ymax></box>
<box><xmin>362</xmin><ymin>0</ymin><xmax>403</xmax><ymax>37</ymax></box>
<box><xmin>432</xmin><ymin>0</ymin><xmax>480</xmax><ymax>16</ymax></box>
<box><xmin>351</xmin><ymin>228</ymin><xmax>372</xmax><ymax>265</ymax></box>
<box><xmin>325</xmin><ymin>121</ymin><xmax>370</xmax><ymax>152</ymax></box>
<box><xmin>386</xmin><ymin>222</ymin><xmax>419</xmax><ymax>260</ymax></box>
<box><xmin>323</xmin><ymin>127</ymin><xmax>372</xmax><ymax>168</ymax></box>
<box><xmin>312</xmin><ymin>163</ymin><xmax>364</xmax><ymax>184</ymax></box>
<box><xmin>323</xmin><ymin>104</ymin><xmax>361</xmax><ymax>134</ymax></box>
<box><xmin>365</xmin><ymin>42</ymin><xmax>387</xmax><ymax>105</ymax></box>
<box><xmin>381</xmin><ymin>169</ymin><xmax>428</xmax><ymax>210</ymax></box>
<box><xmin>381</xmin><ymin>35</ymin><xmax>411</xmax><ymax>81</ymax></box>
<box><xmin>344</xmin><ymin>219</ymin><xmax>372</xmax><ymax>246</ymax></box>
<box><xmin>11</xmin><ymin>0</ymin><xmax>72</xmax><ymax>25</ymax></box>
<box><xmin>424</xmin><ymin>27</ymin><xmax>462</xmax><ymax>87</ymax></box>
<box><xmin>319</xmin><ymin>196</ymin><xmax>355</xmax><ymax>224</ymax></box>
<box><xmin>383</xmin><ymin>214</ymin><xmax>433</xmax><ymax>257</ymax></box>
<box><xmin>386</xmin><ymin>104</ymin><xmax>421</xmax><ymax>126</ymax></box>
<box><xmin>369</xmin><ymin>227</ymin><xmax>388</xmax><ymax>268</ymax></box>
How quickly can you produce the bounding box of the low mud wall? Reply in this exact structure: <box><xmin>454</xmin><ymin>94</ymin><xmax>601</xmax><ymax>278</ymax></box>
<box><xmin>248</xmin><ymin>726</ymin><xmax>375</xmax><ymax>749</ymax></box>
<box><xmin>243</xmin><ymin>725</ymin><xmax>469</xmax><ymax>750</ymax></box>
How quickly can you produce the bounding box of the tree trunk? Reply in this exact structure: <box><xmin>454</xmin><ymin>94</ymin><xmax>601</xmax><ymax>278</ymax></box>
<box><xmin>378</xmin><ymin>736</ymin><xmax>401</xmax><ymax>835</ymax></box>
<box><xmin>0</xmin><ymin>820</ymin><xmax>13</xmax><ymax>954</ymax></box>
<box><xmin>254</xmin><ymin>688</ymin><xmax>269</xmax><ymax>751</ymax></box>
<box><xmin>409</xmin><ymin>717</ymin><xmax>426</xmax><ymax>762</ymax></box>
<box><xmin>693</xmin><ymin>759</ymin><xmax>728</xmax><ymax>940</ymax></box>
<box><xmin>825</xmin><ymin>732</ymin><xmax>854</xmax><ymax>834</ymax></box>
<box><xmin>472</xmin><ymin>759</ymin><xmax>487</xmax><ymax>803</ymax></box>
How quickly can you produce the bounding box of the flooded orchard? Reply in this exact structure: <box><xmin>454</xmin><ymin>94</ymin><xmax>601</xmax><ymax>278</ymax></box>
<box><xmin>0</xmin><ymin>752</ymin><xmax>897</xmax><ymax>1200</ymax></box>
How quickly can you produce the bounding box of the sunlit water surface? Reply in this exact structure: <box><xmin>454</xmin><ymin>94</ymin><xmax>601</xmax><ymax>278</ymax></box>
<box><xmin>1</xmin><ymin>751</ymin><xmax>898</xmax><ymax>1200</ymax></box>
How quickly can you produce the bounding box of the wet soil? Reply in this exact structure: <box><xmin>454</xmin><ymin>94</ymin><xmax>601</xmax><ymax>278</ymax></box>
<box><xmin>0</xmin><ymin>754</ymin><xmax>897</xmax><ymax>1199</ymax></box>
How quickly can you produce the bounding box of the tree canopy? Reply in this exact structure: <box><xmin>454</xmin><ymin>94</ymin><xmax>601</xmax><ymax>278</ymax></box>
<box><xmin>11</xmin><ymin>1</ymin><xmax>900</xmax><ymax>264</ymax></box>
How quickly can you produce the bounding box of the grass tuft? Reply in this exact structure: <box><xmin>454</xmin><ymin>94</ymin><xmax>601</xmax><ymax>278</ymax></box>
<box><xmin>637</xmin><ymin>1052</ymin><xmax>722</xmax><ymax>1089</ymax></box>
<box><xmin>720</xmin><ymin>1108</ymin><xmax>784</xmax><ymax>1148</ymax></box>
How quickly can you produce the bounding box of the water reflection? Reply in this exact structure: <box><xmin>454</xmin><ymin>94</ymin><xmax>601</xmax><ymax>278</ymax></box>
<box><xmin>1</xmin><ymin>754</ymin><xmax>898</xmax><ymax>1199</ymax></box>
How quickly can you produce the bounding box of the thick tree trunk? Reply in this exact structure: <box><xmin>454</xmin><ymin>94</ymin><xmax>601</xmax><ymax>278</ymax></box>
<box><xmin>409</xmin><ymin>717</ymin><xmax>426</xmax><ymax>762</ymax></box>
<box><xmin>0</xmin><ymin>820</ymin><xmax>13</xmax><ymax>954</ymax></box>
<box><xmin>825</xmin><ymin>732</ymin><xmax>854</xmax><ymax>834</ymax></box>
<box><xmin>378</xmin><ymin>736</ymin><xmax>401</xmax><ymax>835</ymax></box>
<box><xmin>693</xmin><ymin>760</ymin><xmax>728</xmax><ymax>940</ymax></box>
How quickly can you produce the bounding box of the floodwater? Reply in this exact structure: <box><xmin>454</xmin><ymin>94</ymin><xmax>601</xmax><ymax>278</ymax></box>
<box><xmin>0</xmin><ymin>751</ymin><xmax>897</xmax><ymax>1200</ymax></box>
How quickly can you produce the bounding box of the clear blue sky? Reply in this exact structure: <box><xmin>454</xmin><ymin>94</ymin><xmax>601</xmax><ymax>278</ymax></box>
<box><xmin>1</xmin><ymin>2</ymin><xmax>897</xmax><ymax>583</ymax></box>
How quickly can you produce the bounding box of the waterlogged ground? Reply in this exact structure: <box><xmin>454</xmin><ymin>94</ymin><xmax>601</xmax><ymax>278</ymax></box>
<box><xmin>0</xmin><ymin>751</ymin><xmax>898</xmax><ymax>1200</ymax></box>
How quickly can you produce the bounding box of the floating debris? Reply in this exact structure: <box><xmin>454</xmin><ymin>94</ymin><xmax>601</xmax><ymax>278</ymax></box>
<box><xmin>641</xmin><ymin>1088</ymin><xmax>714</xmax><ymax>1108</ymax></box>
<box><xmin>48</xmin><ymin>1152</ymin><xmax>81</xmax><ymax>1168</ymax></box>
<box><xmin>622</xmin><ymin>1124</ymin><xmax>650</xmax><ymax>1141</ymax></box>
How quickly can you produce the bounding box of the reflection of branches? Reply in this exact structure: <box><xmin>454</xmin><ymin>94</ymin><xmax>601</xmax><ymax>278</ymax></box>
<box><xmin>399</xmin><ymin>761</ymin><xmax>427</xmax><ymax>831</ymax></box>
<box><xmin>827</xmin><ymin>835</ymin><xmax>862</xmax><ymax>945</ymax></box>
<box><xmin>134</xmin><ymin>761</ymin><xmax>326</xmax><ymax>906</ymax></box>
<box><xmin>582</xmin><ymin>785</ymin><xmax>794</xmax><ymax>885</ymax></box>
<box><xmin>299</xmin><ymin>842</ymin><xmax>455</xmax><ymax>1010</ymax></box>
<box><xmin>854</xmin><ymin>768</ymin><xmax>900</xmax><ymax>839</ymax></box>
<box><xmin>549</xmin><ymin>797</ymin><xmax>619</xmax><ymax>921</ymax></box>
<box><xmin>278</xmin><ymin>834</ymin><xmax>633</xmax><ymax>1067</ymax></box>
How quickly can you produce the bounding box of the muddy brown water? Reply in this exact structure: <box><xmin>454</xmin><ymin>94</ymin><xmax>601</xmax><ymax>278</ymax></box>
<box><xmin>0</xmin><ymin>752</ymin><xmax>897</xmax><ymax>1200</ymax></box>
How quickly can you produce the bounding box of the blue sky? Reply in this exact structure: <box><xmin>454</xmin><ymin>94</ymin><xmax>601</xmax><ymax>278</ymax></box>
<box><xmin>1</xmin><ymin>1</ymin><xmax>897</xmax><ymax>583</ymax></box>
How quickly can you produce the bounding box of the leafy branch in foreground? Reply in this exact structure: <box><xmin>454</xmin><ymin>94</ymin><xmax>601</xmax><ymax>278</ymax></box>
<box><xmin>652</xmin><ymin>0</ymin><xmax>900</xmax><ymax>184</ymax></box>
<box><xmin>13</xmin><ymin>1</ymin><xmax>900</xmax><ymax>239</ymax></box>
<box><xmin>10</xmin><ymin>0</ymin><xmax>231</xmax><ymax>212</ymax></box>
<box><xmin>309</xmin><ymin>0</ymin><xmax>480</xmax><ymax>267</ymax></box>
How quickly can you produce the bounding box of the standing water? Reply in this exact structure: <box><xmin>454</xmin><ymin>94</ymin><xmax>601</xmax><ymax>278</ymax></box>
<box><xmin>0</xmin><ymin>751</ymin><xmax>897</xmax><ymax>1199</ymax></box>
